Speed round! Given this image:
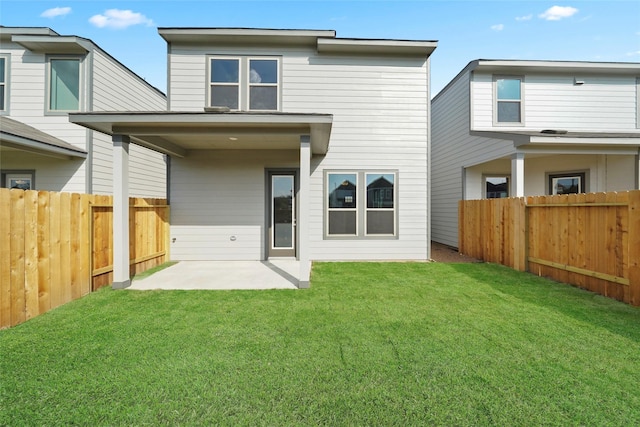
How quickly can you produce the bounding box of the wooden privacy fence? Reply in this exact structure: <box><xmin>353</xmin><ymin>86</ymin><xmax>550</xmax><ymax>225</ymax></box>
<box><xmin>459</xmin><ymin>190</ymin><xmax>640</xmax><ymax>306</ymax></box>
<box><xmin>0</xmin><ymin>189</ymin><xmax>169</xmax><ymax>329</ymax></box>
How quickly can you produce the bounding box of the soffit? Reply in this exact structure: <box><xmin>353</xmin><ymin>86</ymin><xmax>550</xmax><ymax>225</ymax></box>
<box><xmin>317</xmin><ymin>38</ymin><xmax>437</xmax><ymax>57</ymax></box>
<box><xmin>159</xmin><ymin>28</ymin><xmax>336</xmax><ymax>47</ymax></box>
<box><xmin>471</xmin><ymin>59</ymin><xmax>640</xmax><ymax>76</ymax></box>
<box><xmin>11</xmin><ymin>35</ymin><xmax>91</xmax><ymax>54</ymax></box>
<box><xmin>69</xmin><ymin>111</ymin><xmax>333</xmax><ymax>157</ymax></box>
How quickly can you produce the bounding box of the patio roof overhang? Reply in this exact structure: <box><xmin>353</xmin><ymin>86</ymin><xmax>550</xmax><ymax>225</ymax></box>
<box><xmin>470</xmin><ymin>130</ymin><xmax>640</xmax><ymax>155</ymax></box>
<box><xmin>0</xmin><ymin>116</ymin><xmax>87</xmax><ymax>159</ymax></box>
<box><xmin>69</xmin><ymin>111</ymin><xmax>334</xmax><ymax>158</ymax></box>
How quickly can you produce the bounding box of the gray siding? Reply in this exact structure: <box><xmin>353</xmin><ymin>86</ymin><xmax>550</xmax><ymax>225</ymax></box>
<box><xmin>0</xmin><ymin>43</ymin><xmax>87</xmax><ymax>193</ymax></box>
<box><xmin>170</xmin><ymin>150</ymin><xmax>298</xmax><ymax>261</ymax></box>
<box><xmin>472</xmin><ymin>72</ymin><xmax>639</xmax><ymax>131</ymax></box>
<box><xmin>91</xmin><ymin>49</ymin><xmax>167</xmax><ymax>198</ymax></box>
<box><xmin>432</xmin><ymin>65</ymin><xmax>640</xmax><ymax>248</ymax></box>
<box><xmin>168</xmin><ymin>44</ymin><xmax>429</xmax><ymax>261</ymax></box>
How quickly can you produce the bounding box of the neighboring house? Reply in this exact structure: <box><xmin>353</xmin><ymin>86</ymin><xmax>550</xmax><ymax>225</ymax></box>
<box><xmin>0</xmin><ymin>26</ymin><xmax>167</xmax><ymax>197</ymax></box>
<box><xmin>431</xmin><ymin>59</ymin><xmax>640</xmax><ymax>248</ymax></box>
<box><xmin>71</xmin><ymin>27</ymin><xmax>437</xmax><ymax>288</ymax></box>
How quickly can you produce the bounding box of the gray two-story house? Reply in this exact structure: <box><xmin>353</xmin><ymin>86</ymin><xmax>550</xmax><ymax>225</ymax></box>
<box><xmin>432</xmin><ymin>59</ymin><xmax>640</xmax><ymax>248</ymax></box>
<box><xmin>0</xmin><ymin>26</ymin><xmax>167</xmax><ymax>197</ymax></box>
<box><xmin>71</xmin><ymin>28</ymin><xmax>437</xmax><ymax>288</ymax></box>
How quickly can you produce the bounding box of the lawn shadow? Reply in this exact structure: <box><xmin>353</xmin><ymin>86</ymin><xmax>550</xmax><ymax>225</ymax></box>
<box><xmin>448</xmin><ymin>263</ymin><xmax>640</xmax><ymax>344</ymax></box>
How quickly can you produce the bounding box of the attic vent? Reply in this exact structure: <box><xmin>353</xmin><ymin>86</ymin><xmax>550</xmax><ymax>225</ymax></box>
<box><xmin>540</xmin><ymin>129</ymin><xmax>568</xmax><ymax>134</ymax></box>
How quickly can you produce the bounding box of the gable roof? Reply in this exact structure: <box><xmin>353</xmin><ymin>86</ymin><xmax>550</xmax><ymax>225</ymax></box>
<box><xmin>0</xmin><ymin>116</ymin><xmax>87</xmax><ymax>158</ymax></box>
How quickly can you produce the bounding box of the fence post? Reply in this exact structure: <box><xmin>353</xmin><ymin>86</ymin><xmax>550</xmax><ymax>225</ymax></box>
<box><xmin>512</xmin><ymin>197</ymin><xmax>527</xmax><ymax>272</ymax></box>
<box><xmin>629</xmin><ymin>190</ymin><xmax>640</xmax><ymax>306</ymax></box>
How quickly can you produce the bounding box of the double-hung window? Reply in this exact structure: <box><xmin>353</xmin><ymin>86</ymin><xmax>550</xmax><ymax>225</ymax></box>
<box><xmin>210</xmin><ymin>58</ymin><xmax>240</xmax><ymax>110</ymax></box>
<box><xmin>495</xmin><ymin>76</ymin><xmax>523</xmax><ymax>124</ymax></box>
<box><xmin>0</xmin><ymin>56</ymin><xmax>7</xmax><ymax>112</ymax></box>
<box><xmin>48</xmin><ymin>57</ymin><xmax>81</xmax><ymax>112</ymax></box>
<box><xmin>209</xmin><ymin>56</ymin><xmax>280</xmax><ymax>111</ymax></box>
<box><xmin>326</xmin><ymin>171</ymin><xmax>397</xmax><ymax>238</ymax></box>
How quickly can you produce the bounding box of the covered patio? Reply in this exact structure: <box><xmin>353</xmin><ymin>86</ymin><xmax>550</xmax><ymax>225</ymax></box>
<box><xmin>129</xmin><ymin>259</ymin><xmax>299</xmax><ymax>290</ymax></box>
<box><xmin>70</xmin><ymin>111</ymin><xmax>333</xmax><ymax>290</ymax></box>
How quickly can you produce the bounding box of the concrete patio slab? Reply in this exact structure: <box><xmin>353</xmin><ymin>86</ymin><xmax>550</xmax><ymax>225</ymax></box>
<box><xmin>128</xmin><ymin>260</ymin><xmax>300</xmax><ymax>290</ymax></box>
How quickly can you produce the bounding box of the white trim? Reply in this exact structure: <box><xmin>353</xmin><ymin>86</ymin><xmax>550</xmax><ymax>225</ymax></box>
<box><xmin>208</xmin><ymin>56</ymin><xmax>240</xmax><ymax>110</ymax></box>
<box><xmin>247</xmin><ymin>57</ymin><xmax>280</xmax><ymax>112</ymax></box>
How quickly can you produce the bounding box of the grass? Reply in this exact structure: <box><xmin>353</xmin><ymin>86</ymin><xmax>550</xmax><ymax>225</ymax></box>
<box><xmin>1</xmin><ymin>262</ymin><xmax>640</xmax><ymax>426</ymax></box>
<box><xmin>132</xmin><ymin>261</ymin><xmax>178</xmax><ymax>281</ymax></box>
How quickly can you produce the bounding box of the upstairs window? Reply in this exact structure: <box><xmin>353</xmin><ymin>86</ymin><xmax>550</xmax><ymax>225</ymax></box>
<box><xmin>210</xmin><ymin>58</ymin><xmax>240</xmax><ymax>110</ymax></box>
<box><xmin>49</xmin><ymin>58</ymin><xmax>80</xmax><ymax>112</ymax></box>
<box><xmin>249</xmin><ymin>59</ymin><xmax>278</xmax><ymax>110</ymax></box>
<box><xmin>495</xmin><ymin>76</ymin><xmax>522</xmax><ymax>124</ymax></box>
<box><xmin>209</xmin><ymin>56</ymin><xmax>280</xmax><ymax>111</ymax></box>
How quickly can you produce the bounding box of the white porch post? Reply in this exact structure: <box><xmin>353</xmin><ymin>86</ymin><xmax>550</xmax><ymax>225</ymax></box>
<box><xmin>511</xmin><ymin>152</ymin><xmax>525</xmax><ymax>197</ymax></box>
<box><xmin>112</xmin><ymin>134</ymin><xmax>130</xmax><ymax>289</ymax></box>
<box><xmin>298</xmin><ymin>135</ymin><xmax>311</xmax><ymax>288</ymax></box>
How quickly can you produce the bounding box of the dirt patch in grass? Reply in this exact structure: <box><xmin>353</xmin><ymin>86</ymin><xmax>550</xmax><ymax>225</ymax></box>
<box><xmin>430</xmin><ymin>241</ymin><xmax>482</xmax><ymax>263</ymax></box>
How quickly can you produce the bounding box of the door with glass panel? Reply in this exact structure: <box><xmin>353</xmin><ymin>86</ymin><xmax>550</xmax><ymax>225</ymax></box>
<box><xmin>268</xmin><ymin>172</ymin><xmax>296</xmax><ymax>258</ymax></box>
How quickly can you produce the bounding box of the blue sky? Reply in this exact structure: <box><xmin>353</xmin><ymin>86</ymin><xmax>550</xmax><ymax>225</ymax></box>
<box><xmin>1</xmin><ymin>1</ymin><xmax>639</xmax><ymax>96</ymax></box>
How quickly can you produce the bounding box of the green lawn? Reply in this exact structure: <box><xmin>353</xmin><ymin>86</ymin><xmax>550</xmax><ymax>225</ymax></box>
<box><xmin>2</xmin><ymin>262</ymin><xmax>640</xmax><ymax>426</ymax></box>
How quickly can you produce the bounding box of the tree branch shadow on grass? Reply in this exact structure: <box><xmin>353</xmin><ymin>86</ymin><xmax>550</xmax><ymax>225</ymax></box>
<box><xmin>448</xmin><ymin>263</ymin><xmax>640</xmax><ymax>344</ymax></box>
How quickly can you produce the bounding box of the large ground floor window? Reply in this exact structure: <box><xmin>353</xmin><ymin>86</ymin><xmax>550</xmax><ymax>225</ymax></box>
<box><xmin>326</xmin><ymin>170</ymin><xmax>397</xmax><ymax>238</ymax></box>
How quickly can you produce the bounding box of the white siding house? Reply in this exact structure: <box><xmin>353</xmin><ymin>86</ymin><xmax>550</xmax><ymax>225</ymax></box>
<box><xmin>432</xmin><ymin>59</ymin><xmax>640</xmax><ymax>248</ymax></box>
<box><xmin>0</xmin><ymin>27</ymin><xmax>167</xmax><ymax>197</ymax></box>
<box><xmin>71</xmin><ymin>28</ymin><xmax>437</xmax><ymax>288</ymax></box>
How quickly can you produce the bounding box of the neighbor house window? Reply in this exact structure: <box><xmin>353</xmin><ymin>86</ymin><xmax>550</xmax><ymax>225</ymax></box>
<box><xmin>0</xmin><ymin>56</ymin><xmax>7</xmax><ymax>112</ymax></box>
<box><xmin>326</xmin><ymin>171</ymin><xmax>397</xmax><ymax>238</ymax></box>
<box><xmin>49</xmin><ymin>58</ymin><xmax>80</xmax><ymax>111</ymax></box>
<box><xmin>2</xmin><ymin>172</ymin><xmax>34</xmax><ymax>190</ymax></box>
<box><xmin>549</xmin><ymin>172</ymin><xmax>585</xmax><ymax>195</ymax></box>
<box><xmin>208</xmin><ymin>56</ymin><xmax>279</xmax><ymax>111</ymax></box>
<box><xmin>495</xmin><ymin>76</ymin><xmax>522</xmax><ymax>124</ymax></box>
<box><xmin>484</xmin><ymin>176</ymin><xmax>509</xmax><ymax>199</ymax></box>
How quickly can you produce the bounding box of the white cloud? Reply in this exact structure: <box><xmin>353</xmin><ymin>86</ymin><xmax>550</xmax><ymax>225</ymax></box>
<box><xmin>627</xmin><ymin>51</ymin><xmax>640</xmax><ymax>57</ymax></box>
<box><xmin>41</xmin><ymin>7</ymin><xmax>71</xmax><ymax>18</ymax></box>
<box><xmin>539</xmin><ymin>6</ymin><xmax>579</xmax><ymax>21</ymax></box>
<box><xmin>515</xmin><ymin>14</ymin><xmax>532</xmax><ymax>21</ymax></box>
<box><xmin>89</xmin><ymin>9</ymin><xmax>154</xmax><ymax>29</ymax></box>
<box><xmin>491</xmin><ymin>24</ymin><xmax>504</xmax><ymax>31</ymax></box>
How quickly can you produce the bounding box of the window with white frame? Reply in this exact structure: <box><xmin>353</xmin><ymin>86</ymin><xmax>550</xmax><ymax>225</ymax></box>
<box><xmin>209</xmin><ymin>56</ymin><xmax>279</xmax><ymax>111</ymax></box>
<box><xmin>48</xmin><ymin>57</ymin><xmax>81</xmax><ymax>112</ymax></box>
<box><xmin>484</xmin><ymin>176</ymin><xmax>509</xmax><ymax>199</ymax></box>
<box><xmin>549</xmin><ymin>172</ymin><xmax>585</xmax><ymax>195</ymax></box>
<box><xmin>495</xmin><ymin>76</ymin><xmax>523</xmax><ymax>124</ymax></box>
<box><xmin>326</xmin><ymin>171</ymin><xmax>397</xmax><ymax>238</ymax></box>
